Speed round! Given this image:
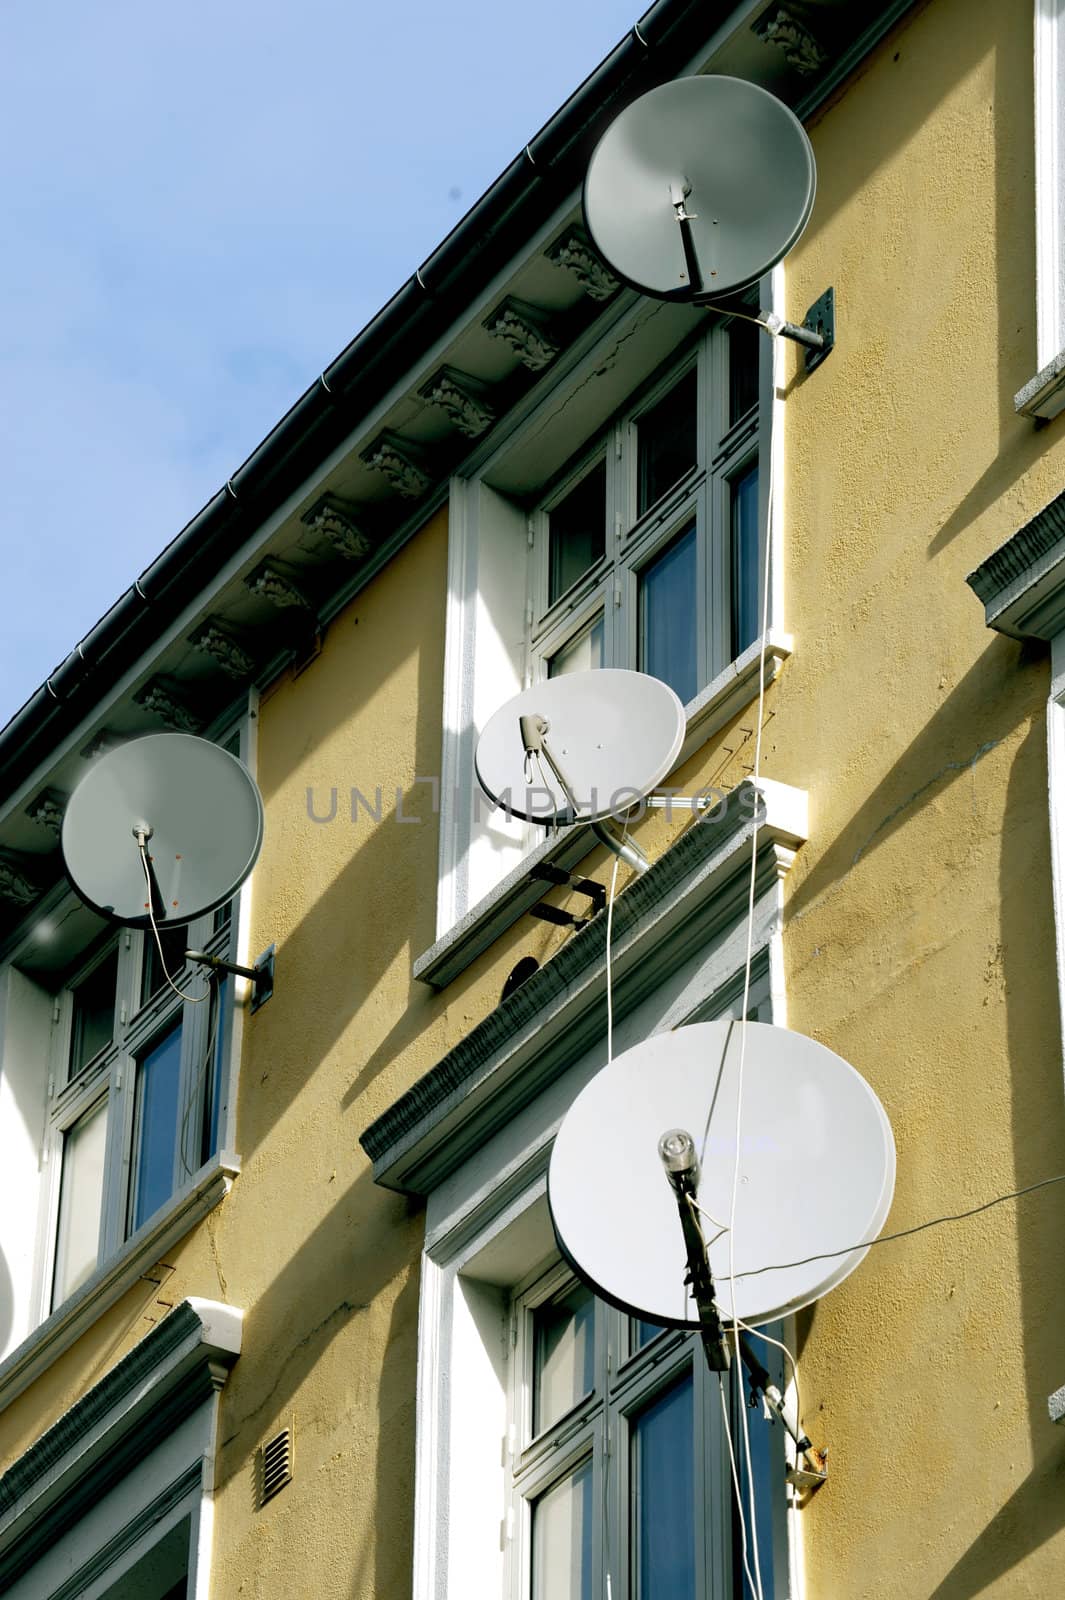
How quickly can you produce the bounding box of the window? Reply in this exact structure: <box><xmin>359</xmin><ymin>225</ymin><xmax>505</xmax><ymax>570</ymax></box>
<box><xmin>1017</xmin><ymin>0</ymin><xmax>1065</xmax><ymax>416</ymax></box>
<box><xmin>508</xmin><ymin>1266</ymin><xmax>782</xmax><ymax>1600</ymax></box>
<box><xmin>42</xmin><ymin>899</ymin><xmax>236</xmax><ymax>1312</ymax></box>
<box><xmin>529</xmin><ymin>319</ymin><xmax>760</xmax><ymax>708</ymax></box>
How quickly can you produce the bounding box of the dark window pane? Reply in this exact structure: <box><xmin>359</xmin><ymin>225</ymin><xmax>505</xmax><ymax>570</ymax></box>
<box><xmin>638</xmin><ymin>369</ymin><xmax>698</xmax><ymax>516</ymax></box>
<box><xmin>729</xmin><ymin>318</ymin><xmax>760</xmax><ymax>426</ymax></box>
<box><xmin>201</xmin><ymin>978</ymin><xmax>231</xmax><ymax>1165</ymax></box>
<box><xmin>130</xmin><ymin>1019</ymin><xmax>183</xmax><ymax>1232</ymax></box>
<box><xmin>632</xmin><ymin>1372</ymin><xmax>695</xmax><ymax>1600</ymax></box>
<box><xmin>532</xmin><ymin>1459</ymin><xmax>593</xmax><ymax>1600</ymax></box>
<box><xmin>639</xmin><ymin>523</ymin><xmax>698</xmax><ymax>705</ymax></box>
<box><xmin>69</xmin><ymin>947</ymin><xmax>119</xmax><ymax>1076</ymax></box>
<box><xmin>533</xmin><ymin>1282</ymin><xmax>595</xmax><ymax>1434</ymax></box>
<box><xmin>549</xmin><ymin>461</ymin><xmax>607</xmax><ymax>605</ymax></box>
<box><xmin>548</xmin><ymin>613</ymin><xmax>605</xmax><ymax>678</ymax></box>
<box><xmin>731</xmin><ymin>465</ymin><xmax>760</xmax><ymax>657</ymax></box>
<box><xmin>142</xmin><ymin>923</ymin><xmax>190</xmax><ymax>1003</ymax></box>
<box><xmin>634</xmin><ymin>1317</ymin><xmax>666</xmax><ymax>1351</ymax></box>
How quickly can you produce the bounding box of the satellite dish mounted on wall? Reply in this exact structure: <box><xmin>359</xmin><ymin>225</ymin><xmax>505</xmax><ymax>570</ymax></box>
<box><xmin>549</xmin><ymin>1020</ymin><xmax>895</xmax><ymax>1328</ymax></box>
<box><xmin>583</xmin><ymin>75</ymin><xmax>834</xmax><ymax>368</ymax></box>
<box><xmin>475</xmin><ymin>669</ymin><xmax>692</xmax><ymax>874</ymax></box>
<box><xmin>62</xmin><ymin>732</ymin><xmax>273</xmax><ymax>1005</ymax></box>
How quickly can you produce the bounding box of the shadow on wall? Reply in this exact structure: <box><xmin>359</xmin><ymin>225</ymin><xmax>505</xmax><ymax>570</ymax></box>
<box><xmin>786</xmin><ymin>633</ymin><xmax>1042</xmax><ymax>929</ymax></box>
<box><xmin>215</xmin><ymin>1164</ymin><xmax>422</xmax><ymax>1597</ymax></box>
<box><xmin>924</xmin><ymin>722</ymin><xmax>1065</xmax><ymax>1598</ymax></box>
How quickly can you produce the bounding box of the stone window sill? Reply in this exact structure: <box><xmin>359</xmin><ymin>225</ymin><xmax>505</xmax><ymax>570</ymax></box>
<box><xmin>1015</xmin><ymin>349</ymin><xmax>1065</xmax><ymax>421</ymax></box>
<box><xmin>413</xmin><ymin>631</ymin><xmax>792</xmax><ymax>990</ymax></box>
<box><xmin>0</xmin><ymin>1150</ymin><xmax>240</xmax><ymax>1420</ymax></box>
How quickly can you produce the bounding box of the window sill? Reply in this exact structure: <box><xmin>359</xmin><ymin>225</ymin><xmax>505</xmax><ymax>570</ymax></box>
<box><xmin>413</xmin><ymin>630</ymin><xmax>792</xmax><ymax>990</ymax></box>
<box><xmin>1015</xmin><ymin>349</ymin><xmax>1065</xmax><ymax>421</ymax></box>
<box><xmin>0</xmin><ymin>1151</ymin><xmax>240</xmax><ymax>1420</ymax></box>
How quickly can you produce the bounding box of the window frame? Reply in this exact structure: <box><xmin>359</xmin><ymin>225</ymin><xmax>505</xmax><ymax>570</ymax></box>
<box><xmin>434</xmin><ymin>281</ymin><xmax>784</xmax><ymax>946</ymax></box>
<box><xmin>37</xmin><ymin>891</ymin><xmax>239</xmax><ymax>1320</ymax></box>
<box><xmin>28</xmin><ymin>711</ymin><xmax>255</xmax><ymax>1326</ymax></box>
<box><xmin>527</xmin><ymin>325</ymin><xmax>758</xmax><ymax>701</ymax></box>
<box><xmin>408</xmin><ymin>950</ymin><xmax>797</xmax><ymax>1600</ymax></box>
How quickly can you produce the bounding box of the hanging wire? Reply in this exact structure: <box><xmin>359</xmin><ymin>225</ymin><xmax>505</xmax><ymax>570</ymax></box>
<box><xmin>136</xmin><ymin>841</ymin><xmax>210</xmax><ymax>1006</ymax></box>
<box><xmin>177</xmin><ymin>975</ymin><xmax>226</xmax><ymax>1177</ymax></box>
<box><xmin>604</xmin><ymin>826</ymin><xmax>629</xmax><ymax>1067</ymax></box>
<box><xmin>718</xmin><ymin>1377</ymin><xmax>761</xmax><ymax>1600</ymax></box>
<box><xmin>733</xmin><ymin>1171</ymin><xmax>1065</xmax><ymax>1279</ymax></box>
<box><xmin>722</xmin><ymin>326</ymin><xmax>778</xmax><ymax>1600</ymax></box>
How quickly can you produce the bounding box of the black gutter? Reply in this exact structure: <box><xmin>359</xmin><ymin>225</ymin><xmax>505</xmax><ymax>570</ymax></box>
<box><xmin>0</xmin><ymin>0</ymin><xmax>722</xmax><ymax>807</ymax></box>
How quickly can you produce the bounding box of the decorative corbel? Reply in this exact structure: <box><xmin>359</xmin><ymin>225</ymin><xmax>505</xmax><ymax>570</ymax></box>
<box><xmin>0</xmin><ymin>850</ymin><xmax>43</xmax><ymax>907</ymax></box>
<box><xmin>546</xmin><ymin>228</ymin><xmax>620</xmax><ymax>302</ymax></box>
<box><xmin>244</xmin><ymin>559</ymin><xmax>313</xmax><ymax>614</ymax></box>
<box><xmin>134</xmin><ymin>677</ymin><xmax>205</xmax><ymax>734</ymax></box>
<box><xmin>360</xmin><ymin>432</ymin><xmax>432</xmax><ymax>499</ymax></box>
<box><xmin>753</xmin><ymin>6</ymin><xmax>829</xmax><ymax>75</ymax></box>
<box><xmin>483</xmin><ymin>297</ymin><xmax>561</xmax><ymax>371</ymax></box>
<box><xmin>25</xmin><ymin>788</ymin><xmax>65</xmax><ymax>838</ymax></box>
<box><xmin>301</xmin><ymin>495</ymin><xmax>373</xmax><ymax>562</ymax></box>
<box><xmin>190</xmin><ymin>621</ymin><xmax>257</xmax><ymax>681</ymax></box>
<box><xmin>419</xmin><ymin>366</ymin><xmax>497</xmax><ymax>438</ymax></box>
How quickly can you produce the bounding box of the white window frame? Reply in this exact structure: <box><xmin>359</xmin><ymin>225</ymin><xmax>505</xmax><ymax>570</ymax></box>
<box><xmin>1036</xmin><ymin>0</ymin><xmax>1065</xmax><ymax>371</ymax></box>
<box><xmin>436</xmin><ymin>280</ymin><xmax>786</xmax><ymax>942</ymax></box>
<box><xmin>36</xmin><ymin>898</ymin><xmax>238</xmax><ymax>1321</ymax></box>
<box><xmin>411</xmin><ymin>958</ymin><xmax>797</xmax><ymax>1600</ymax></box>
<box><xmin>529</xmin><ymin>323</ymin><xmax>759</xmax><ymax>692</ymax></box>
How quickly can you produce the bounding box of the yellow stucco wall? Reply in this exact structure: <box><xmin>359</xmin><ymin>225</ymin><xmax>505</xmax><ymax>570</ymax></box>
<box><xmin>6</xmin><ymin>0</ymin><xmax>1065</xmax><ymax>1596</ymax></box>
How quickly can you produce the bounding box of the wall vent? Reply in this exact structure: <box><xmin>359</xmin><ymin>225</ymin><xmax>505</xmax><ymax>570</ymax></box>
<box><xmin>259</xmin><ymin>1422</ymin><xmax>294</xmax><ymax>1507</ymax></box>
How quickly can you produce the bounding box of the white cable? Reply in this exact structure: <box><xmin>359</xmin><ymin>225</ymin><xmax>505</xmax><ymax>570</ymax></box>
<box><xmin>718</xmin><ymin>1377</ymin><xmax>760</xmax><ymax>1600</ymax></box>
<box><xmin>178</xmin><ymin>976</ymin><xmax>225</xmax><ymax>1177</ymax></box>
<box><xmin>725</xmin><ymin>385</ymin><xmax>777</xmax><ymax>1600</ymax></box>
<box><xmin>605</xmin><ymin>851</ymin><xmax>623</xmax><ymax>1067</ymax></box>
<box><xmin>137</xmin><ymin>843</ymin><xmax>209</xmax><ymax>1006</ymax></box>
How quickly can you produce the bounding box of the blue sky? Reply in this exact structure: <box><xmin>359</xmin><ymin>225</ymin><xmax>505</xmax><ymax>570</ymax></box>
<box><xmin>0</xmin><ymin>0</ymin><xmax>644</xmax><ymax>729</ymax></box>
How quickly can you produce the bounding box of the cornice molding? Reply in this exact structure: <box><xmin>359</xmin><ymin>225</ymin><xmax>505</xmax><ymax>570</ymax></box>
<box><xmin>484</xmin><ymin>296</ymin><xmax>561</xmax><ymax>371</ymax></box>
<box><xmin>0</xmin><ymin>1299</ymin><xmax>241</xmax><ymax>1589</ymax></box>
<box><xmin>966</xmin><ymin>488</ymin><xmax>1065</xmax><ymax>639</ymax></box>
<box><xmin>419</xmin><ymin>366</ymin><xmax>497</xmax><ymax>438</ymax></box>
<box><xmin>546</xmin><ymin>228</ymin><xmax>620</xmax><ymax>302</ymax></box>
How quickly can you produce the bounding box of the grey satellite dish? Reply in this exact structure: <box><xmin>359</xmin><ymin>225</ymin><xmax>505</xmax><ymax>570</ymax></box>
<box><xmin>475</xmin><ymin>669</ymin><xmax>685</xmax><ymax>826</ymax></box>
<box><xmin>62</xmin><ymin>733</ymin><xmax>263</xmax><ymax>928</ymax></box>
<box><xmin>583</xmin><ymin>75</ymin><xmax>816</xmax><ymax>301</ymax></box>
<box><xmin>549</xmin><ymin>1021</ymin><xmax>895</xmax><ymax>1328</ymax></box>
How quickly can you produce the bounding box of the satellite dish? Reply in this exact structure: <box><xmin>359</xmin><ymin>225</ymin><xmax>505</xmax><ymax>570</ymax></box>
<box><xmin>475</xmin><ymin>669</ymin><xmax>684</xmax><ymax>825</ymax></box>
<box><xmin>549</xmin><ymin>1021</ymin><xmax>895</xmax><ymax>1327</ymax></box>
<box><xmin>62</xmin><ymin>733</ymin><xmax>264</xmax><ymax>928</ymax></box>
<box><xmin>583</xmin><ymin>75</ymin><xmax>816</xmax><ymax>301</ymax></box>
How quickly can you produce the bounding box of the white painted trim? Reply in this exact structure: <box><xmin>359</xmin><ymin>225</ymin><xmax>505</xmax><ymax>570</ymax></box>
<box><xmin>1047</xmin><ymin>635</ymin><xmax>1065</xmax><ymax>1105</ymax></box>
<box><xmin>1036</xmin><ymin>0</ymin><xmax>1065</xmax><ymax>368</ymax></box>
<box><xmin>0</xmin><ymin>1152</ymin><xmax>239</xmax><ymax>1418</ymax></box>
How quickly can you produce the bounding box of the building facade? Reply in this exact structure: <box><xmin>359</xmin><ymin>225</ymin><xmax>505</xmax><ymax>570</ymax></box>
<box><xmin>2</xmin><ymin>0</ymin><xmax>1065</xmax><ymax>1595</ymax></box>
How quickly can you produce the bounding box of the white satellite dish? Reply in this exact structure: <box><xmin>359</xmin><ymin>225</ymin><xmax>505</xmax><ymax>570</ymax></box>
<box><xmin>583</xmin><ymin>75</ymin><xmax>816</xmax><ymax>302</ymax></box>
<box><xmin>62</xmin><ymin>733</ymin><xmax>264</xmax><ymax>928</ymax></box>
<box><xmin>549</xmin><ymin>1021</ymin><xmax>895</xmax><ymax>1328</ymax></box>
<box><xmin>475</xmin><ymin>669</ymin><xmax>685</xmax><ymax>826</ymax></box>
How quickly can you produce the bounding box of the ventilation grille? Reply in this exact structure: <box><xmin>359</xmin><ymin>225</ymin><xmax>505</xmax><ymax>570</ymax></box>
<box><xmin>259</xmin><ymin>1423</ymin><xmax>293</xmax><ymax>1506</ymax></box>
